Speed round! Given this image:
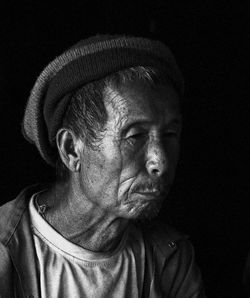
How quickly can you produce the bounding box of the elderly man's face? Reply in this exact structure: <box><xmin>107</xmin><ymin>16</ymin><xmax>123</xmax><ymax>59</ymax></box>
<box><xmin>78</xmin><ymin>80</ymin><xmax>182</xmax><ymax>220</ymax></box>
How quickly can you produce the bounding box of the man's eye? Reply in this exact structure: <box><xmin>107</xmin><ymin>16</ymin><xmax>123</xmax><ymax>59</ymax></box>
<box><xmin>129</xmin><ymin>133</ymin><xmax>144</xmax><ymax>139</ymax></box>
<box><xmin>126</xmin><ymin>132</ymin><xmax>146</xmax><ymax>145</ymax></box>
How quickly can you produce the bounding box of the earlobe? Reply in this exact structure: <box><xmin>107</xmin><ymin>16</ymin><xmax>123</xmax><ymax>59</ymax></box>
<box><xmin>56</xmin><ymin>128</ymin><xmax>81</xmax><ymax>172</ymax></box>
<box><xmin>75</xmin><ymin>161</ymin><xmax>81</xmax><ymax>172</ymax></box>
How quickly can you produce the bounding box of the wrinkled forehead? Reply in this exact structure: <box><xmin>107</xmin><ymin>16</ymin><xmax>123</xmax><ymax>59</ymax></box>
<box><xmin>103</xmin><ymin>79</ymin><xmax>181</xmax><ymax>126</ymax></box>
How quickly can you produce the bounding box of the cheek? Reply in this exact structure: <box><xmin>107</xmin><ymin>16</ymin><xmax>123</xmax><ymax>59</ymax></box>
<box><xmin>80</xmin><ymin>147</ymin><xmax>124</xmax><ymax>200</ymax></box>
<box><xmin>117</xmin><ymin>148</ymin><xmax>144</xmax><ymax>201</ymax></box>
<box><xmin>117</xmin><ymin>173</ymin><xmax>138</xmax><ymax>202</ymax></box>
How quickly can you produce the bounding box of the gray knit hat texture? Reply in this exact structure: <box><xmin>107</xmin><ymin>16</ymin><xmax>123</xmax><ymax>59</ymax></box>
<box><xmin>22</xmin><ymin>34</ymin><xmax>184</xmax><ymax>166</ymax></box>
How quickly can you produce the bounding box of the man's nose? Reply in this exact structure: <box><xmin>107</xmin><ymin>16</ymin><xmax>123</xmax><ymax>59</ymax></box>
<box><xmin>145</xmin><ymin>138</ymin><xmax>167</xmax><ymax>177</ymax></box>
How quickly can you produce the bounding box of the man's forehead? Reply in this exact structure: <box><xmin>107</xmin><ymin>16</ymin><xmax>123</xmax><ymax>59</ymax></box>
<box><xmin>104</xmin><ymin>81</ymin><xmax>181</xmax><ymax>124</ymax></box>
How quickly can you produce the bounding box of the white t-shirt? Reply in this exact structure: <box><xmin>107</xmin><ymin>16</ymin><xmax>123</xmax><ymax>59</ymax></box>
<box><xmin>29</xmin><ymin>194</ymin><xmax>145</xmax><ymax>298</ymax></box>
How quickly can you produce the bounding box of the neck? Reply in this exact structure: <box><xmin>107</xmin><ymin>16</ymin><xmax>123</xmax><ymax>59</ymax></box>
<box><xmin>37</xmin><ymin>182</ymin><xmax>129</xmax><ymax>252</ymax></box>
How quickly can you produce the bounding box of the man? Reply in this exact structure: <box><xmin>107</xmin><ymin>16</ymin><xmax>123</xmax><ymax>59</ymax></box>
<box><xmin>0</xmin><ymin>35</ymin><xmax>205</xmax><ymax>297</ymax></box>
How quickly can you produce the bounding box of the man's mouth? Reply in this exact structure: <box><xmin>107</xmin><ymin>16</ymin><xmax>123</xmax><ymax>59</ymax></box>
<box><xmin>135</xmin><ymin>189</ymin><xmax>162</xmax><ymax>197</ymax></box>
<box><xmin>129</xmin><ymin>187</ymin><xmax>166</xmax><ymax>203</ymax></box>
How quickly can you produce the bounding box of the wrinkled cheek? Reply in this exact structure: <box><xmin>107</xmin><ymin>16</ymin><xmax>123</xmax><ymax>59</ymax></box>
<box><xmin>116</xmin><ymin>156</ymin><xmax>142</xmax><ymax>204</ymax></box>
<box><xmin>117</xmin><ymin>176</ymin><xmax>137</xmax><ymax>203</ymax></box>
<box><xmin>102</xmin><ymin>167</ymin><xmax>129</xmax><ymax>207</ymax></box>
<box><xmin>117</xmin><ymin>148</ymin><xmax>145</xmax><ymax>202</ymax></box>
<box><xmin>80</xmin><ymin>153</ymin><xmax>117</xmax><ymax>195</ymax></box>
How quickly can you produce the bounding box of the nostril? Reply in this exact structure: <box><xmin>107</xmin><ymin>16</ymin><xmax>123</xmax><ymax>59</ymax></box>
<box><xmin>151</xmin><ymin>168</ymin><xmax>159</xmax><ymax>175</ymax></box>
<box><xmin>148</xmin><ymin>165</ymin><xmax>161</xmax><ymax>177</ymax></box>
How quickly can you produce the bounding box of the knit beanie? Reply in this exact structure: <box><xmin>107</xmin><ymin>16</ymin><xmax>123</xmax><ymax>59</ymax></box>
<box><xmin>22</xmin><ymin>34</ymin><xmax>184</xmax><ymax>167</ymax></box>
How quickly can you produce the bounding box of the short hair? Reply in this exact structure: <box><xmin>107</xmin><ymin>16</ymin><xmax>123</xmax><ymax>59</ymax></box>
<box><xmin>56</xmin><ymin>66</ymin><xmax>176</xmax><ymax>181</ymax></box>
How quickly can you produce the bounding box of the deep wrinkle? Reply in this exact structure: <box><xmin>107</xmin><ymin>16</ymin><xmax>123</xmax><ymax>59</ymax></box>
<box><xmin>104</xmin><ymin>86</ymin><xmax>132</xmax><ymax>206</ymax></box>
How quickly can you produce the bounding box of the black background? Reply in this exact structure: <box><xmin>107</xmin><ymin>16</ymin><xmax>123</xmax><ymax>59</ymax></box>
<box><xmin>0</xmin><ymin>1</ymin><xmax>249</xmax><ymax>297</ymax></box>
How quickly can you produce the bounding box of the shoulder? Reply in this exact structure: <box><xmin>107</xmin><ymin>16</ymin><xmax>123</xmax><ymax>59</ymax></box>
<box><xmin>140</xmin><ymin>220</ymin><xmax>189</xmax><ymax>256</ymax></box>
<box><xmin>140</xmin><ymin>220</ymin><xmax>199</xmax><ymax>270</ymax></box>
<box><xmin>144</xmin><ymin>221</ymin><xmax>205</xmax><ymax>297</ymax></box>
<box><xmin>139</xmin><ymin>220</ymin><xmax>194</xmax><ymax>275</ymax></box>
<box><xmin>0</xmin><ymin>184</ymin><xmax>41</xmax><ymax>245</ymax></box>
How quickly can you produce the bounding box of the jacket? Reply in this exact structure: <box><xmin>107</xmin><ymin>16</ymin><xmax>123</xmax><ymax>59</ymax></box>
<box><xmin>0</xmin><ymin>185</ymin><xmax>205</xmax><ymax>297</ymax></box>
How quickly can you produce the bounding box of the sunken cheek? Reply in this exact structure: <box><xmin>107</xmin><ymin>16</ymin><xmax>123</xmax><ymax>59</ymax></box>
<box><xmin>119</xmin><ymin>141</ymin><xmax>145</xmax><ymax>183</ymax></box>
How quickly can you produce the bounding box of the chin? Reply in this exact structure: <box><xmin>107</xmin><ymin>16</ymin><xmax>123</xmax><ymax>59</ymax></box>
<box><xmin>137</xmin><ymin>202</ymin><xmax>162</xmax><ymax>220</ymax></box>
<box><xmin>123</xmin><ymin>199</ymin><xmax>162</xmax><ymax>221</ymax></box>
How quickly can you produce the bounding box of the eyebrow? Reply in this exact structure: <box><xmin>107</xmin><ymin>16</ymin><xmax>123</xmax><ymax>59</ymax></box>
<box><xmin>122</xmin><ymin>116</ymin><xmax>183</xmax><ymax>133</ymax></box>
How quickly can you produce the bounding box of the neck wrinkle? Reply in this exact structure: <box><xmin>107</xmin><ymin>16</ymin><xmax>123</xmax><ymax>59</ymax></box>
<box><xmin>37</xmin><ymin>184</ymin><xmax>129</xmax><ymax>253</ymax></box>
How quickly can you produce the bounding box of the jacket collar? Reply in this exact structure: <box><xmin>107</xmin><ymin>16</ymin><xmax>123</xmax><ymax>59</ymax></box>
<box><xmin>0</xmin><ymin>184</ymin><xmax>41</xmax><ymax>245</ymax></box>
<box><xmin>0</xmin><ymin>184</ymin><xmax>43</xmax><ymax>297</ymax></box>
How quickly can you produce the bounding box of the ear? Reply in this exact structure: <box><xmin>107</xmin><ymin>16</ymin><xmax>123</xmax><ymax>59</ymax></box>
<box><xmin>56</xmin><ymin>128</ymin><xmax>81</xmax><ymax>172</ymax></box>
